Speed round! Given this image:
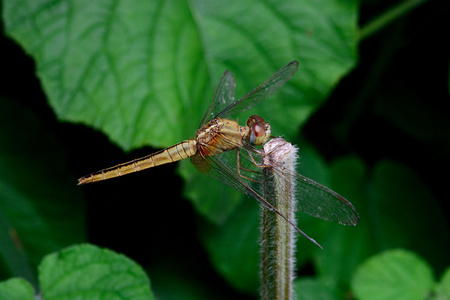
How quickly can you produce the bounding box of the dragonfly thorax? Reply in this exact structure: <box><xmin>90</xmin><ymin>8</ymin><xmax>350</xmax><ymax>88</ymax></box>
<box><xmin>195</xmin><ymin>118</ymin><xmax>247</xmax><ymax>156</ymax></box>
<box><xmin>246</xmin><ymin>115</ymin><xmax>271</xmax><ymax>146</ymax></box>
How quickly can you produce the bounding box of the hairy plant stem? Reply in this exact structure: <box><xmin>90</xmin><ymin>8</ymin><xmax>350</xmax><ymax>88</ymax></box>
<box><xmin>260</xmin><ymin>138</ymin><xmax>298</xmax><ymax>300</ymax></box>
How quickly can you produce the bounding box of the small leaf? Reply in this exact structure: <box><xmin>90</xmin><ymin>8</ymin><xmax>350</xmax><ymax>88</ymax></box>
<box><xmin>39</xmin><ymin>244</ymin><xmax>154</xmax><ymax>300</ymax></box>
<box><xmin>434</xmin><ymin>267</ymin><xmax>450</xmax><ymax>300</ymax></box>
<box><xmin>351</xmin><ymin>249</ymin><xmax>434</xmax><ymax>300</ymax></box>
<box><xmin>147</xmin><ymin>260</ymin><xmax>229</xmax><ymax>300</ymax></box>
<box><xmin>368</xmin><ymin>160</ymin><xmax>450</xmax><ymax>266</ymax></box>
<box><xmin>373</xmin><ymin>68</ymin><xmax>450</xmax><ymax>143</ymax></box>
<box><xmin>178</xmin><ymin>160</ymin><xmax>242</xmax><ymax>224</ymax></box>
<box><xmin>198</xmin><ymin>199</ymin><xmax>260</xmax><ymax>294</ymax></box>
<box><xmin>314</xmin><ymin>156</ymin><xmax>370</xmax><ymax>288</ymax></box>
<box><xmin>294</xmin><ymin>278</ymin><xmax>336</xmax><ymax>300</ymax></box>
<box><xmin>0</xmin><ymin>278</ymin><xmax>35</xmax><ymax>300</ymax></box>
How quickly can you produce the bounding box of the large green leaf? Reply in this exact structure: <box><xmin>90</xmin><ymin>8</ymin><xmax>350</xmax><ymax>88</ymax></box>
<box><xmin>3</xmin><ymin>0</ymin><xmax>358</xmax><ymax>223</ymax></box>
<box><xmin>368</xmin><ymin>160</ymin><xmax>449</xmax><ymax>267</ymax></box>
<box><xmin>314</xmin><ymin>156</ymin><xmax>369</xmax><ymax>289</ymax></box>
<box><xmin>0</xmin><ymin>278</ymin><xmax>35</xmax><ymax>300</ymax></box>
<box><xmin>351</xmin><ymin>249</ymin><xmax>434</xmax><ymax>300</ymax></box>
<box><xmin>0</xmin><ymin>244</ymin><xmax>155</xmax><ymax>300</ymax></box>
<box><xmin>198</xmin><ymin>197</ymin><xmax>261</xmax><ymax>294</ymax></box>
<box><xmin>39</xmin><ymin>244</ymin><xmax>154</xmax><ymax>300</ymax></box>
<box><xmin>0</xmin><ymin>97</ymin><xmax>85</xmax><ymax>285</ymax></box>
<box><xmin>3</xmin><ymin>0</ymin><xmax>354</xmax><ymax>152</ymax></box>
<box><xmin>3</xmin><ymin>0</ymin><xmax>358</xmax><ymax>149</ymax></box>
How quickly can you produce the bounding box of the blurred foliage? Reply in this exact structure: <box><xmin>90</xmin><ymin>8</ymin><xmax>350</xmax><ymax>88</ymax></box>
<box><xmin>351</xmin><ymin>249</ymin><xmax>442</xmax><ymax>300</ymax></box>
<box><xmin>1</xmin><ymin>0</ymin><xmax>449</xmax><ymax>299</ymax></box>
<box><xmin>0</xmin><ymin>244</ymin><xmax>154</xmax><ymax>300</ymax></box>
<box><xmin>0</xmin><ymin>97</ymin><xmax>86</xmax><ymax>287</ymax></box>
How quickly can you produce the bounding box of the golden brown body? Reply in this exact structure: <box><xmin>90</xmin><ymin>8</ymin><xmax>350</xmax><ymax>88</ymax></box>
<box><xmin>196</xmin><ymin>118</ymin><xmax>249</xmax><ymax>156</ymax></box>
<box><xmin>77</xmin><ymin>61</ymin><xmax>359</xmax><ymax>249</ymax></box>
<box><xmin>77</xmin><ymin>117</ymin><xmax>259</xmax><ymax>185</ymax></box>
<box><xmin>77</xmin><ymin>140</ymin><xmax>196</xmax><ymax>184</ymax></box>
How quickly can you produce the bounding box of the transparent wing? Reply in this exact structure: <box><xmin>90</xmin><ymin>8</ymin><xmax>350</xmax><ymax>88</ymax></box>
<box><xmin>190</xmin><ymin>147</ymin><xmax>270</xmax><ymax>210</ymax></box>
<box><xmin>191</xmin><ymin>133</ymin><xmax>359</xmax><ymax>226</ymax></box>
<box><xmin>190</xmin><ymin>132</ymin><xmax>263</xmax><ymax>195</ymax></box>
<box><xmin>199</xmin><ymin>70</ymin><xmax>236</xmax><ymax>127</ymax></box>
<box><xmin>216</xmin><ymin>61</ymin><xmax>299</xmax><ymax>120</ymax></box>
<box><xmin>199</xmin><ymin>61</ymin><xmax>299</xmax><ymax>128</ymax></box>
<box><xmin>272</xmin><ymin>167</ymin><xmax>359</xmax><ymax>225</ymax></box>
<box><xmin>190</xmin><ymin>143</ymin><xmax>324</xmax><ymax>247</ymax></box>
<box><xmin>258</xmin><ymin>142</ymin><xmax>359</xmax><ymax>225</ymax></box>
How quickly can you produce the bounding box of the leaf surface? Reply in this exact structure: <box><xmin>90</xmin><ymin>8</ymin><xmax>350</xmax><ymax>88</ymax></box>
<box><xmin>351</xmin><ymin>249</ymin><xmax>434</xmax><ymax>300</ymax></box>
<box><xmin>3</xmin><ymin>0</ymin><xmax>358</xmax><ymax>223</ymax></box>
<box><xmin>0</xmin><ymin>278</ymin><xmax>35</xmax><ymax>300</ymax></box>
<box><xmin>39</xmin><ymin>244</ymin><xmax>154</xmax><ymax>300</ymax></box>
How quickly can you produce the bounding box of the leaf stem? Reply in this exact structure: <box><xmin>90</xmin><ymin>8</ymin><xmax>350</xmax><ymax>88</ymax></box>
<box><xmin>260</xmin><ymin>138</ymin><xmax>298</xmax><ymax>300</ymax></box>
<box><xmin>359</xmin><ymin>0</ymin><xmax>427</xmax><ymax>41</ymax></box>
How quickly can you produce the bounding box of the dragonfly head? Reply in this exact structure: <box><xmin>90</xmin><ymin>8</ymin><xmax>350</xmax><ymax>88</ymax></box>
<box><xmin>247</xmin><ymin>115</ymin><xmax>271</xmax><ymax>146</ymax></box>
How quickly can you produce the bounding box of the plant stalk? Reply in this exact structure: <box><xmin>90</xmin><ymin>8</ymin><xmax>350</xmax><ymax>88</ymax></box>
<box><xmin>260</xmin><ymin>138</ymin><xmax>298</xmax><ymax>300</ymax></box>
<box><xmin>359</xmin><ymin>0</ymin><xmax>427</xmax><ymax>41</ymax></box>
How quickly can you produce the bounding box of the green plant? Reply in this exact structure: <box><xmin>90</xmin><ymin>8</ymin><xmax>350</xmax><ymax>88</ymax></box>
<box><xmin>1</xmin><ymin>0</ymin><xmax>449</xmax><ymax>299</ymax></box>
<box><xmin>352</xmin><ymin>249</ymin><xmax>450</xmax><ymax>300</ymax></box>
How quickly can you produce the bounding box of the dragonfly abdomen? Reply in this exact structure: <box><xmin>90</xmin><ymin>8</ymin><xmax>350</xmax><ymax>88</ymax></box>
<box><xmin>77</xmin><ymin>140</ymin><xmax>197</xmax><ymax>185</ymax></box>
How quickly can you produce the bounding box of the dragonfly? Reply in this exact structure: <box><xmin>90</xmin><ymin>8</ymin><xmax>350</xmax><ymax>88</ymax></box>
<box><xmin>78</xmin><ymin>61</ymin><xmax>359</xmax><ymax>247</ymax></box>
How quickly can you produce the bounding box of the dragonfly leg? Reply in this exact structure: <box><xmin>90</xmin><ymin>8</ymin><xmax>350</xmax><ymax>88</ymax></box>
<box><xmin>245</xmin><ymin>147</ymin><xmax>272</xmax><ymax>169</ymax></box>
<box><xmin>247</xmin><ymin>148</ymin><xmax>263</xmax><ymax>168</ymax></box>
<box><xmin>236</xmin><ymin>148</ymin><xmax>261</xmax><ymax>183</ymax></box>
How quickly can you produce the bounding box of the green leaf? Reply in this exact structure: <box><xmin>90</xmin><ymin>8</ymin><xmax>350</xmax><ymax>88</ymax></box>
<box><xmin>292</xmin><ymin>140</ymin><xmax>344</xmax><ymax>262</ymax></box>
<box><xmin>314</xmin><ymin>156</ymin><xmax>371</xmax><ymax>289</ymax></box>
<box><xmin>39</xmin><ymin>244</ymin><xmax>154</xmax><ymax>300</ymax></box>
<box><xmin>435</xmin><ymin>267</ymin><xmax>450</xmax><ymax>300</ymax></box>
<box><xmin>3</xmin><ymin>0</ymin><xmax>358</xmax><ymax>150</ymax></box>
<box><xmin>293</xmin><ymin>278</ymin><xmax>337</xmax><ymax>300</ymax></box>
<box><xmin>0</xmin><ymin>244</ymin><xmax>155</xmax><ymax>300</ymax></box>
<box><xmin>178</xmin><ymin>159</ymin><xmax>243</xmax><ymax>224</ymax></box>
<box><xmin>3</xmin><ymin>0</ymin><xmax>358</xmax><ymax>224</ymax></box>
<box><xmin>314</xmin><ymin>159</ymin><xmax>450</xmax><ymax>294</ymax></box>
<box><xmin>368</xmin><ymin>160</ymin><xmax>450</xmax><ymax>266</ymax></box>
<box><xmin>147</xmin><ymin>260</ymin><xmax>229</xmax><ymax>300</ymax></box>
<box><xmin>198</xmin><ymin>198</ymin><xmax>260</xmax><ymax>294</ymax></box>
<box><xmin>373</xmin><ymin>84</ymin><xmax>450</xmax><ymax>142</ymax></box>
<box><xmin>0</xmin><ymin>97</ymin><xmax>85</xmax><ymax>285</ymax></box>
<box><xmin>351</xmin><ymin>249</ymin><xmax>434</xmax><ymax>300</ymax></box>
<box><xmin>0</xmin><ymin>278</ymin><xmax>35</xmax><ymax>300</ymax></box>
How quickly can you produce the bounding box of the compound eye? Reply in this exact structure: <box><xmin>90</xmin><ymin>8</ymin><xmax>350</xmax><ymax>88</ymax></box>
<box><xmin>247</xmin><ymin>115</ymin><xmax>271</xmax><ymax>145</ymax></box>
<box><xmin>247</xmin><ymin>115</ymin><xmax>265</xmax><ymax>127</ymax></box>
<box><xmin>251</xmin><ymin>122</ymin><xmax>266</xmax><ymax>138</ymax></box>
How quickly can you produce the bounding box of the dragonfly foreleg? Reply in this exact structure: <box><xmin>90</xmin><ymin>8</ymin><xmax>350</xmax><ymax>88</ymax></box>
<box><xmin>236</xmin><ymin>147</ymin><xmax>273</xmax><ymax>183</ymax></box>
<box><xmin>246</xmin><ymin>148</ymin><xmax>263</xmax><ymax>169</ymax></box>
<box><xmin>236</xmin><ymin>148</ymin><xmax>261</xmax><ymax>183</ymax></box>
